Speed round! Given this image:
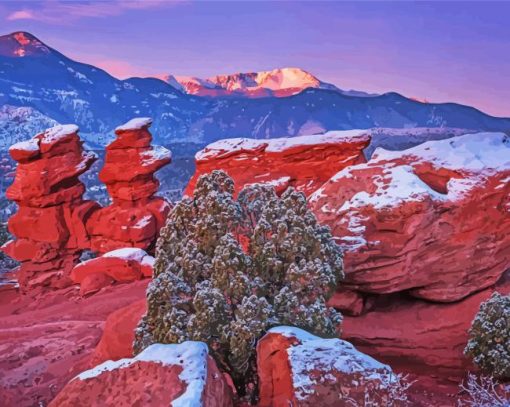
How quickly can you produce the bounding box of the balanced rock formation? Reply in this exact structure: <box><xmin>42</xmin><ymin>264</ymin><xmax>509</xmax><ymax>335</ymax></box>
<box><xmin>2</xmin><ymin>125</ymin><xmax>97</xmax><ymax>290</ymax></box>
<box><xmin>185</xmin><ymin>130</ymin><xmax>370</xmax><ymax>196</ymax></box>
<box><xmin>70</xmin><ymin>248</ymin><xmax>154</xmax><ymax>296</ymax></box>
<box><xmin>257</xmin><ymin>326</ymin><xmax>396</xmax><ymax>407</ymax></box>
<box><xmin>50</xmin><ymin>342</ymin><xmax>233</xmax><ymax>407</ymax></box>
<box><xmin>310</xmin><ymin>132</ymin><xmax>510</xmax><ymax>301</ymax></box>
<box><xmin>86</xmin><ymin>118</ymin><xmax>172</xmax><ymax>253</ymax></box>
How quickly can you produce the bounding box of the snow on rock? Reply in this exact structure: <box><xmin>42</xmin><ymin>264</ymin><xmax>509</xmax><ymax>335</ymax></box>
<box><xmin>257</xmin><ymin>326</ymin><xmax>395</xmax><ymax>406</ymax></box>
<box><xmin>140</xmin><ymin>145</ymin><xmax>172</xmax><ymax>166</ymax></box>
<box><xmin>186</xmin><ymin>130</ymin><xmax>370</xmax><ymax>196</ymax></box>
<box><xmin>50</xmin><ymin>341</ymin><xmax>233</xmax><ymax>407</ymax></box>
<box><xmin>310</xmin><ymin>131</ymin><xmax>510</xmax><ymax>301</ymax></box>
<box><xmin>8</xmin><ymin>138</ymin><xmax>40</xmax><ymax>161</ymax></box>
<box><xmin>71</xmin><ymin>248</ymin><xmax>154</xmax><ymax>295</ymax></box>
<box><xmin>195</xmin><ymin>130</ymin><xmax>370</xmax><ymax>161</ymax></box>
<box><xmin>103</xmin><ymin>247</ymin><xmax>148</xmax><ymax>262</ymax></box>
<box><xmin>39</xmin><ymin>124</ymin><xmax>79</xmax><ymax>144</ymax></box>
<box><xmin>115</xmin><ymin>117</ymin><xmax>152</xmax><ymax>132</ymax></box>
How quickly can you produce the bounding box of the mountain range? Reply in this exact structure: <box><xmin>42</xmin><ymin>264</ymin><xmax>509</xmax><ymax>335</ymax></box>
<box><xmin>161</xmin><ymin>67</ymin><xmax>377</xmax><ymax>98</ymax></box>
<box><xmin>1</xmin><ymin>31</ymin><xmax>509</xmax><ymax>149</ymax></box>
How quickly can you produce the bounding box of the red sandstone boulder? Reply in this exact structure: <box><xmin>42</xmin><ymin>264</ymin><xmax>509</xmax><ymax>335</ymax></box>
<box><xmin>50</xmin><ymin>342</ymin><xmax>233</xmax><ymax>407</ymax></box>
<box><xmin>342</xmin><ymin>275</ymin><xmax>510</xmax><ymax>378</ymax></box>
<box><xmin>185</xmin><ymin>130</ymin><xmax>370</xmax><ymax>196</ymax></box>
<box><xmin>257</xmin><ymin>326</ymin><xmax>396</xmax><ymax>407</ymax></box>
<box><xmin>310</xmin><ymin>132</ymin><xmax>510</xmax><ymax>301</ymax></box>
<box><xmin>91</xmin><ymin>299</ymin><xmax>146</xmax><ymax>366</ymax></box>
<box><xmin>71</xmin><ymin>248</ymin><xmax>155</xmax><ymax>294</ymax></box>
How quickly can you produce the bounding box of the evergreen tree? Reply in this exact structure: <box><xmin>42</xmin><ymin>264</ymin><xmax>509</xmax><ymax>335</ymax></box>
<box><xmin>134</xmin><ymin>170</ymin><xmax>344</xmax><ymax>403</ymax></box>
<box><xmin>464</xmin><ymin>292</ymin><xmax>510</xmax><ymax>379</ymax></box>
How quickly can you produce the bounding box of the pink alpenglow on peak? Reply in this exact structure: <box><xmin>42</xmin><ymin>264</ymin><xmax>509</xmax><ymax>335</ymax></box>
<box><xmin>164</xmin><ymin>67</ymin><xmax>375</xmax><ymax>98</ymax></box>
<box><xmin>50</xmin><ymin>342</ymin><xmax>233</xmax><ymax>407</ymax></box>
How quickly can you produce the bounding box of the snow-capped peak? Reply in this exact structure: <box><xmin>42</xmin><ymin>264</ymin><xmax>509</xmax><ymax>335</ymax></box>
<box><xmin>161</xmin><ymin>67</ymin><xmax>377</xmax><ymax>98</ymax></box>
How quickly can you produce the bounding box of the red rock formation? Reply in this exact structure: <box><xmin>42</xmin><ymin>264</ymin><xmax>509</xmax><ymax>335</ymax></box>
<box><xmin>50</xmin><ymin>342</ymin><xmax>233</xmax><ymax>407</ymax></box>
<box><xmin>310</xmin><ymin>132</ymin><xmax>510</xmax><ymax>301</ymax></box>
<box><xmin>342</xmin><ymin>274</ymin><xmax>510</xmax><ymax>379</ymax></box>
<box><xmin>185</xmin><ymin>130</ymin><xmax>370</xmax><ymax>196</ymax></box>
<box><xmin>70</xmin><ymin>248</ymin><xmax>155</xmax><ymax>296</ymax></box>
<box><xmin>257</xmin><ymin>326</ymin><xmax>396</xmax><ymax>407</ymax></box>
<box><xmin>86</xmin><ymin>118</ymin><xmax>172</xmax><ymax>253</ymax></box>
<box><xmin>2</xmin><ymin>125</ymin><xmax>96</xmax><ymax>291</ymax></box>
<box><xmin>186</xmin><ymin>131</ymin><xmax>509</xmax><ymax>302</ymax></box>
<box><xmin>91</xmin><ymin>299</ymin><xmax>147</xmax><ymax>366</ymax></box>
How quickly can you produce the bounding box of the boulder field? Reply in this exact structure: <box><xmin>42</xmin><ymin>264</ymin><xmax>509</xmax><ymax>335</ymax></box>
<box><xmin>183</xmin><ymin>130</ymin><xmax>510</xmax><ymax>391</ymax></box>
<box><xmin>1</xmin><ymin>126</ymin><xmax>509</xmax><ymax>406</ymax></box>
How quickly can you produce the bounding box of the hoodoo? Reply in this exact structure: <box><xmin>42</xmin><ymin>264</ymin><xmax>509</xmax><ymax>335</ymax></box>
<box><xmin>85</xmin><ymin>118</ymin><xmax>172</xmax><ymax>253</ymax></box>
<box><xmin>2</xmin><ymin>124</ymin><xmax>97</xmax><ymax>291</ymax></box>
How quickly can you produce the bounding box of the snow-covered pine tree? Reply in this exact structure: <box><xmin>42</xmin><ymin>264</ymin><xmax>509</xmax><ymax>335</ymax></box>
<box><xmin>134</xmin><ymin>170</ymin><xmax>344</xmax><ymax>403</ymax></box>
<box><xmin>464</xmin><ymin>292</ymin><xmax>510</xmax><ymax>379</ymax></box>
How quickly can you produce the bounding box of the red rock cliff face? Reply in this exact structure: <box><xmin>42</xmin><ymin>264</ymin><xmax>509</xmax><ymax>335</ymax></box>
<box><xmin>3</xmin><ymin>125</ymin><xmax>96</xmax><ymax>291</ymax></box>
<box><xmin>309</xmin><ymin>132</ymin><xmax>510</xmax><ymax>302</ymax></box>
<box><xmin>185</xmin><ymin>130</ymin><xmax>370</xmax><ymax>196</ymax></box>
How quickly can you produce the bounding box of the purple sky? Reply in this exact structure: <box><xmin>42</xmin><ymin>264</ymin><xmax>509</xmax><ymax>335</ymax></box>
<box><xmin>1</xmin><ymin>1</ymin><xmax>509</xmax><ymax>117</ymax></box>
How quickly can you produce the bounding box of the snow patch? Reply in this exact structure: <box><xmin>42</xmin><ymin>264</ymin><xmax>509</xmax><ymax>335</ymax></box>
<box><xmin>196</xmin><ymin>130</ymin><xmax>370</xmax><ymax>161</ymax></box>
<box><xmin>75</xmin><ymin>342</ymin><xmax>209</xmax><ymax>407</ymax></box>
<box><xmin>268</xmin><ymin>327</ymin><xmax>393</xmax><ymax>401</ymax></box>
<box><xmin>373</xmin><ymin>132</ymin><xmax>510</xmax><ymax>173</ymax></box>
<box><xmin>115</xmin><ymin>117</ymin><xmax>152</xmax><ymax>132</ymax></box>
<box><xmin>9</xmin><ymin>138</ymin><xmax>39</xmax><ymax>153</ymax></box>
<box><xmin>103</xmin><ymin>247</ymin><xmax>148</xmax><ymax>262</ymax></box>
<box><xmin>338</xmin><ymin>164</ymin><xmax>447</xmax><ymax>211</ymax></box>
<box><xmin>41</xmin><ymin>124</ymin><xmax>79</xmax><ymax>143</ymax></box>
<box><xmin>140</xmin><ymin>145</ymin><xmax>172</xmax><ymax>166</ymax></box>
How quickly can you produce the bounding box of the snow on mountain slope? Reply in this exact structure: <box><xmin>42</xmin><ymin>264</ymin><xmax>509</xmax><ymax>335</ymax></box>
<box><xmin>0</xmin><ymin>105</ymin><xmax>58</xmax><ymax>150</ymax></box>
<box><xmin>163</xmin><ymin>67</ymin><xmax>377</xmax><ymax>98</ymax></box>
<box><xmin>1</xmin><ymin>31</ymin><xmax>509</xmax><ymax>150</ymax></box>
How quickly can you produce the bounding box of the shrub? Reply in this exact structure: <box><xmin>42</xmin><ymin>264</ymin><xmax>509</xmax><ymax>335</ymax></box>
<box><xmin>134</xmin><ymin>170</ymin><xmax>344</xmax><ymax>403</ymax></box>
<box><xmin>464</xmin><ymin>292</ymin><xmax>510</xmax><ymax>379</ymax></box>
<box><xmin>457</xmin><ymin>373</ymin><xmax>510</xmax><ymax>407</ymax></box>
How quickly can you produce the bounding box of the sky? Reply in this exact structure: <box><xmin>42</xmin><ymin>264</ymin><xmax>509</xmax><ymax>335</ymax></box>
<box><xmin>0</xmin><ymin>0</ymin><xmax>509</xmax><ymax>117</ymax></box>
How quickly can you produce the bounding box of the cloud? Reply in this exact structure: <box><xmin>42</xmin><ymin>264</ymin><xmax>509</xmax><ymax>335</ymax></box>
<box><xmin>4</xmin><ymin>0</ymin><xmax>184</xmax><ymax>24</ymax></box>
<box><xmin>84</xmin><ymin>56</ymin><xmax>153</xmax><ymax>79</ymax></box>
<box><xmin>7</xmin><ymin>9</ymin><xmax>36</xmax><ymax>21</ymax></box>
